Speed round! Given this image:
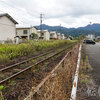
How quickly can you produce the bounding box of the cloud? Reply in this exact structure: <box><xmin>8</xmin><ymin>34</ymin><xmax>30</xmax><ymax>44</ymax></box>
<box><xmin>0</xmin><ymin>0</ymin><xmax>100</xmax><ymax>28</ymax></box>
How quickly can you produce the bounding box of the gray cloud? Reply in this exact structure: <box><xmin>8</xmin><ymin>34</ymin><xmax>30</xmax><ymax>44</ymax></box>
<box><xmin>0</xmin><ymin>0</ymin><xmax>100</xmax><ymax>27</ymax></box>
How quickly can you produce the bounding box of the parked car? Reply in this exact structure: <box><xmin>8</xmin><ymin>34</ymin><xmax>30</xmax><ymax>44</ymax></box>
<box><xmin>83</xmin><ymin>39</ymin><xmax>96</xmax><ymax>44</ymax></box>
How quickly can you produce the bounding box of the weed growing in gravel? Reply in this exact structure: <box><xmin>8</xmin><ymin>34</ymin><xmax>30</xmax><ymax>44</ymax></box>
<box><xmin>34</xmin><ymin>66</ymin><xmax>39</xmax><ymax>72</ymax></box>
<box><xmin>0</xmin><ymin>85</ymin><xmax>4</xmax><ymax>100</ymax></box>
<box><xmin>81</xmin><ymin>79</ymin><xmax>88</xmax><ymax>84</ymax></box>
<box><xmin>9</xmin><ymin>80</ymin><xmax>16</xmax><ymax>85</ymax></box>
<box><xmin>0</xmin><ymin>40</ymin><xmax>77</xmax><ymax>64</ymax></box>
<box><xmin>86</xmin><ymin>56</ymin><xmax>89</xmax><ymax>64</ymax></box>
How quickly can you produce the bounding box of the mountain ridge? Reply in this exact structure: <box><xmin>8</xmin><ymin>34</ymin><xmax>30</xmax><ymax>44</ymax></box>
<box><xmin>35</xmin><ymin>23</ymin><xmax>100</xmax><ymax>37</ymax></box>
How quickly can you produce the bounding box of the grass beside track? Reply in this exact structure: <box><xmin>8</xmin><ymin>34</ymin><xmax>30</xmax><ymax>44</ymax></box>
<box><xmin>2</xmin><ymin>44</ymin><xmax>73</xmax><ymax>99</ymax></box>
<box><xmin>0</xmin><ymin>40</ymin><xmax>77</xmax><ymax>64</ymax></box>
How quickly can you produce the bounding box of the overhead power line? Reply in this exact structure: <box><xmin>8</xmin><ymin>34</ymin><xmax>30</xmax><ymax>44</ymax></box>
<box><xmin>0</xmin><ymin>1</ymin><xmax>46</xmax><ymax>27</ymax></box>
<box><xmin>0</xmin><ymin>0</ymin><xmax>39</xmax><ymax>24</ymax></box>
<box><xmin>0</xmin><ymin>9</ymin><xmax>31</xmax><ymax>26</ymax></box>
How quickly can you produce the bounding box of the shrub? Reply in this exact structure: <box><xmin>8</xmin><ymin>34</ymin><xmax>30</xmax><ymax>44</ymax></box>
<box><xmin>0</xmin><ymin>40</ymin><xmax>77</xmax><ymax>64</ymax></box>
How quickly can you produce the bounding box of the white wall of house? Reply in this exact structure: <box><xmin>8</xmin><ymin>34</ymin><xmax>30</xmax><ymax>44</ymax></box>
<box><xmin>86</xmin><ymin>34</ymin><xmax>95</xmax><ymax>40</ymax></box>
<box><xmin>37</xmin><ymin>30</ymin><xmax>50</xmax><ymax>40</ymax></box>
<box><xmin>16</xmin><ymin>27</ymin><xmax>38</xmax><ymax>40</ymax></box>
<box><xmin>50</xmin><ymin>31</ymin><xmax>57</xmax><ymax>39</ymax></box>
<box><xmin>0</xmin><ymin>16</ymin><xmax>16</xmax><ymax>41</ymax></box>
<box><xmin>44</xmin><ymin>31</ymin><xmax>50</xmax><ymax>40</ymax></box>
<box><xmin>96</xmin><ymin>36</ymin><xmax>100</xmax><ymax>40</ymax></box>
<box><xmin>16</xmin><ymin>28</ymin><xmax>30</xmax><ymax>37</ymax></box>
<box><xmin>31</xmin><ymin>27</ymin><xmax>38</xmax><ymax>34</ymax></box>
<box><xmin>57</xmin><ymin>33</ymin><xmax>61</xmax><ymax>40</ymax></box>
<box><xmin>61</xmin><ymin>34</ymin><xmax>65</xmax><ymax>39</ymax></box>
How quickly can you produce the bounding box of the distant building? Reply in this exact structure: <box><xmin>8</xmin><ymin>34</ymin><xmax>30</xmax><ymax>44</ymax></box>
<box><xmin>57</xmin><ymin>33</ymin><xmax>65</xmax><ymax>40</ymax></box>
<box><xmin>67</xmin><ymin>36</ymin><xmax>73</xmax><ymax>40</ymax></box>
<box><xmin>61</xmin><ymin>34</ymin><xmax>65</xmax><ymax>39</ymax></box>
<box><xmin>86</xmin><ymin>34</ymin><xmax>95</xmax><ymax>40</ymax></box>
<box><xmin>50</xmin><ymin>31</ymin><xmax>57</xmax><ymax>39</ymax></box>
<box><xmin>37</xmin><ymin>30</ymin><xmax>50</xmax><ymax>40</ymax></box>
<box><xmin>57</xmin><ymin>33</ymin><xmax>61</xmax><ymax>40</ymax></box>
<box><xmin>16</xmin><ymin>26</ymin><xmax>38</xmax><ymax>40</ymax></box>
<box><xmin>0</xmin><ymin>13</ymin><xmax>18</xmax><ymax>43</ymax></box>
<box><xmin>96</xmin><ymin>36</ymin><xmax>100</xmax><ymax>41</ymax></box>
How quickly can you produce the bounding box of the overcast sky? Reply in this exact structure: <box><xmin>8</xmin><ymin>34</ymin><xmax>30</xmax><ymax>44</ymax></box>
<box><xmin>0</xmin><ymin>0</ymin><xmax>100</xmax><ymax>28</ymax></box>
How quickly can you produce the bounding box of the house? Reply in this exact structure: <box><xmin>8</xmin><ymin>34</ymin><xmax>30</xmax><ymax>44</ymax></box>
<box><xmin>16</xmin><ymin>26</ymin><xmax>38</xmax><ymax>40</ymax></box>
<box><xmin>50</xmin><ymin>31</ymin><xmax>57</xmax><ymax>39</ymax></box>
<box><xmin>61</xmin><ymin>34</ymin><xmax>65</xmax><ymax>39</ymax></box>
<box><xmin>57</xmin><ymin>33</ymin><xmax>61</xmax><ymax>40</ymax></box>
<box><xmin>37</xmin><ymin>30</ymin><xmax>50</xmax><ymax>40</ymax></box>
<box><xmin>96</xmin><ymin>36</ymin><xmax>100</xmax><ymax>41</ymax></box>
<box><xmin>0</xmin><ymin>13</ymin><xmax>18</xmax><ymax>43</ymax></box>
<box><xmin>67</xmin><ymin>36</ymin><xmax>73</xmax><ymax>40</ymax></box>
<box><xmin>86</xmin><ymin>34</ymin><xmax>95</xmax><ymax>40</ymax></box>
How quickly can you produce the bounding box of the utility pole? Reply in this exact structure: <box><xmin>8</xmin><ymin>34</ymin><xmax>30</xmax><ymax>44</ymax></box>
<box><xmin>28</xmin><ymin>25</ymin><xmax>32</xmax><ymax>40</ymax></box>
<box><xmin>40</xmin><ymin>14</ymin><xmax>44</xmax><ymax>36</ymax></box>
<box><xmin>60</xmin><ymin>24</ymin><xmax>61</xmax><ymax>33</ymax></box>
<box><xmin>89</xmin><ymin>22</ymin><xmax>92</xmax><ymax>30</ymax></box>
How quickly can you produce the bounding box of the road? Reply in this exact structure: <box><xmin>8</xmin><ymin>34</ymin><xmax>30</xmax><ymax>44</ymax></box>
<box><xmin>85</xmin><ymin>43</ymin><xmax>100</xmax><ymax>100</ymax></box>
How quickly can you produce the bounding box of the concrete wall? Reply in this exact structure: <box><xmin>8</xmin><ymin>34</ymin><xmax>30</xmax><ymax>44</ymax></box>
<box><xmin>0</xmin><ymin>16</ymin><xmax>16</xmax><ymax>41</ymax></box>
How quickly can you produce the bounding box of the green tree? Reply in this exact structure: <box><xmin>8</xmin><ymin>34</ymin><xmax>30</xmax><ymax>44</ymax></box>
<box><xmin>75</xmin><ymin>37</ymin><xmax>79</xmax><ymax>40</ymax></box>
<box><xmin>30</xmin><ymin>33</ymin><xmax>38</xmax><ymax>39</ymax></box>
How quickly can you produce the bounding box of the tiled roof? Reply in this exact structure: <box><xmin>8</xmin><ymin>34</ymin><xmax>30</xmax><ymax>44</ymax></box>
<box><xmin>0</xmin><ymin>13</ymin><xmax>18</xmax><ymax>24</ymax></box>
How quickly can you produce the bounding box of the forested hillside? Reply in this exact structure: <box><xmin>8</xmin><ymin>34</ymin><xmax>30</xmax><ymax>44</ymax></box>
<box><xmin>35</xmin><ymin>24</ymin><xmax>100</xmax><ymax>37</ymax></box>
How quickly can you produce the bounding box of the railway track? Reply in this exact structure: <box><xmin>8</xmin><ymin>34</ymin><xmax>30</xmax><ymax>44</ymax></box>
<box><xmin>25</xmin><ymin>44</ymin><xmax>79</xmax><ymax>100</ymax></box>
<box><xmin>25</xmin><ymin>50</ymin><xmax>72</xmax><ymax>100</ymax></box>
<box><xmin>0</xmin><ymin>49</ymin><xmax>55</xmax><ymax>72</ymax></box>
<box><xmin>0</xmin><ymin>43</ymin><xmax>71</xmax><ymax>72</ymax></box>
<box><xmin>0</xmin><ymin>45</ymin><xmax>73</xmax><ymax>85</ymax></box>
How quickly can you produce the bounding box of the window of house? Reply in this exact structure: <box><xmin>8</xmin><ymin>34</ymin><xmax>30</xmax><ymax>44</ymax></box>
<box><xmin>50</xmin><ymin>34</ymin><xmax>53</xmax><ymax>36</ymax></box>
<box><xmin>16</xmin><ymin>32</ymin><xmax>17</xmax><ymax>35</ymax></box>
<box><xmin>23</xmin><ymin>30</ymin><xmax>27</xmax><ymax>34</ymax></box>
<box><xmin>41</xmin><ymin>33</ymin><xmax>44</xmax><ymax>36</ymax></box>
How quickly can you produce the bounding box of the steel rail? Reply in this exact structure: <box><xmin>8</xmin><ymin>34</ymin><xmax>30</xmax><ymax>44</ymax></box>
<box><xmin>0</xmin><ymin>48</ymin><xmax>66</xmax><ymax>85</ymax></box>
<box><xmin>0</xmin><ymin>49</ymin><xmax>58</xmax><ymax>72</ymax></box>
<box><xmin>24</xmin><ymin>50</ymin><xmax>72</xmax><ymax>100</ymax></box>
<box><xmin>0</xmin><ymin>43</ymin><xmax>75</xmax><ymax>72</ymax></box>
<box><xmin>0</xmin><ymin>43</ymin><xmax>73</xmax><ymax>72</ymax></box>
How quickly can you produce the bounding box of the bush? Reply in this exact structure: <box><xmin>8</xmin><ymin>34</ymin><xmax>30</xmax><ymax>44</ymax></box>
<box><xmin>0</xmin><ymin>40</ymin><xmax>76</xmax><ymax>64</ymax></box>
